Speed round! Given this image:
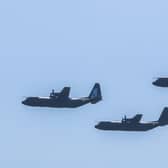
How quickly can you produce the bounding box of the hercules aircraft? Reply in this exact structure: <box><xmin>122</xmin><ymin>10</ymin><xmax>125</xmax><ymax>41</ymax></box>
<box><xmin>153</xmin><ymin>77</ymin><xmax>168</xmax><ymax>87</ymax></box>
<box><xmin>95</xmin><ymin>108</ymin><xmax>168</xmax><ymax>131</ymax></box>
<box><xmin>22</xmin><ymin>83</ymin><xmax>102</xmax><ymax>108</ymax></box>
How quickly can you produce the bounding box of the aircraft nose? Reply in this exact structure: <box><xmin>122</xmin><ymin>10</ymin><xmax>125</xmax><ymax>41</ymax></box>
<box><xmin>95</xmin><ymin>124</ymin><xmax>99</xmax><ymax>129</ymax></box>
<box><xmin>22</xmin><ymin>100</ymin><xmax>26</xmax><ymax>105</ymax></box>
<box><xmin>152</xmin><ymin>81</ymin><xmax>156</xmax><ymax>85</ymax></box>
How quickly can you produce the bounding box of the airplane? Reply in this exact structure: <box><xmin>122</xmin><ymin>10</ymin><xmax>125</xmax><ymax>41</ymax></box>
<box><xmin>95</xmin><ymin>108</ymin><xmax>168</xmax><ymax>131</ymax></box>
<box><xmin>22</xmin><ymin>83</ymin><xmax>102</xmax><ymax>108</ymax></box>
<box><xmin>152</xmin><ymin>77</ymin><xmax>168</xmax><ymax>87</ymax></box>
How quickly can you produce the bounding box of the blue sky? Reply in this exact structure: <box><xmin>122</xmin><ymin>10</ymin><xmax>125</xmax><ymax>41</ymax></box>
<box><xmin>1</xmin><ymin>0</ymin><xmax>168</xmax><ymax>167</ymax></box>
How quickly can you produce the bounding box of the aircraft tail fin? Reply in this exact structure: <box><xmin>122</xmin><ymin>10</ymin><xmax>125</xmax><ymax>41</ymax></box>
<box><xmin>89</xmin><ymin>83</ymin><xmax>102</xmax><ymax>104</ymax></box>
<box><xmin>158</xmin><ymin>107</ymin><xmax>168</xmax><ymax>126</ymax></box>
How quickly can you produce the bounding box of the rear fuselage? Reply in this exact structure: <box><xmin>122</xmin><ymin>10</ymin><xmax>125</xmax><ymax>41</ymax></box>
<box><xmin>22</xmin><ymin>97</ymin><xmax>91</xmax><ymax>108</ymax></box>
<box><xmin>95</xmin><ymin>121</ymin><xmax>159</xmax><ymax>131</ymax></box>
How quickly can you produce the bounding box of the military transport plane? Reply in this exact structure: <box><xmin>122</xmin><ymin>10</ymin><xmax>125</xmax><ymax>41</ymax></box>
<box><xmin>22</xmin><ymin>83</ymin><xmax>102</xmax><ymax>108</ymax></box>
<box><xmin>153</xmin><ymin>77</ymin><xmax>168</xmax><ymax>87</ymax></box>
<box><xmin>95</xmin><ymin>108</ymin><xmax>168</xmax><ymax>131</ymax></box>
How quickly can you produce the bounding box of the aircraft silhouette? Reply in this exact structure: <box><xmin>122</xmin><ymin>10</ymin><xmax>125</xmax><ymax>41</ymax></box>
<box><xmin>153</xmin><ymin>77</ymin><xmax>168</xmax><ymax>87</ymax></box>
<box><xmin>22</xmin><ymin>83</ymin><xmax>102</xmax><ymax>108</ymax></box>
<box><xmin>95</xmin><ymin>108</ymin><xmax>168</xmax><ymax>131</ymax></box>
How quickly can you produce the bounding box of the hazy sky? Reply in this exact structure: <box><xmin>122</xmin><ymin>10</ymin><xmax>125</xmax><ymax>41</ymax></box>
<box><xmin>1</xmin><ymin>0</ymin><xmax>168</xmax><ymax>167</ymax></box>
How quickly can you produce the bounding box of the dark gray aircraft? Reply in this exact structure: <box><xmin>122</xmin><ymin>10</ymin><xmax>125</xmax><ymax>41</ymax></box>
<box><xmin>153</xmin><ymin>78</ymin><xmax>168</xmax><ymax>87</ymax></box>
<box><xmin>22</xmin><ymin>83</ymin><xmax>102</xmax><ymax>108</ymax></box>
<box><xmin>95</xmin><ymin>108</ymin><xmax>168</xmax><ymax>131</ymax></box>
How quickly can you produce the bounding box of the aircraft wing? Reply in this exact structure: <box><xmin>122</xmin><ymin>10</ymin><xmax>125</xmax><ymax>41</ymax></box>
<box><xmin>58</xmin><ymin>87</ymin><xmax>71</xmax><ymax>99</ymax></box>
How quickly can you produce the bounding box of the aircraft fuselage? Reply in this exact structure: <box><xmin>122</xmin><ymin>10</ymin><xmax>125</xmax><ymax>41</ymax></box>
<box><xmin>95</xmin><ymin>121</ymin><xmax>160</xmax><ymax>131</ymax></box>
<box><xmin>22</xmin><ymin>97</ymin><xmax>91</xmax><ymax>108</ymax></box>
<box><xmin>153</xmin><ymin>78</ymin><xmax>168</xmax><ymax>87</ymax></box>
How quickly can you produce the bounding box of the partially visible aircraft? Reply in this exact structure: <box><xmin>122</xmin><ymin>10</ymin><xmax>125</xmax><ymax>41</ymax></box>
<box><xmin>153</xmin><ymin>78</ymin><xmax>168</xmax><ymax>87</ymax></box>
<box><xmin>95</xmin><ymin>108</ymin><xmax>168</xmax><ymax>131</ymax></box>
<box><xmin>22</xmin><ymin>83</ymin><xmax>102</xmax><ymax>108</ymax></box>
